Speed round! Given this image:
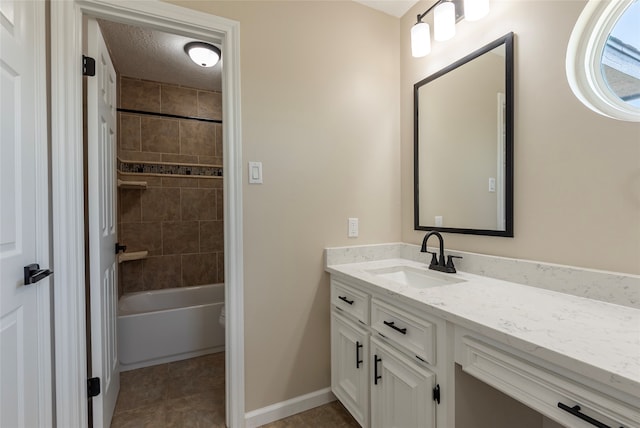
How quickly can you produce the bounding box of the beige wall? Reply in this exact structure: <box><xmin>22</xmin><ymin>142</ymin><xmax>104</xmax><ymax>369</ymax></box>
<box><xmin>167</xmin><ymin>0</ymin><xmax>401</xmax><ymax>412</ymax></box>
<box><xmin>402</xmin><ymin>0</ymin><xmax>640</xmax><ymax>274</ymax></box>
<box><xmin>455</xmin><ymin>364</ymin><xmax>566</xmax><ymax>428</ymax></box>
<box><xmin>455</xmin><ymin>364</ymin><xmax>542</xmax><ymax>428</ymax></box>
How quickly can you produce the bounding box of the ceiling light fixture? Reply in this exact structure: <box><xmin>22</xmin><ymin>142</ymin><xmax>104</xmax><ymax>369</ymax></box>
<box><xmin>184</xmin><ymin>42</ymin><xmax>221</xmax><ymax>68</ymax></box>
<box><xmin>411</xmin><ymin>0</ymin><xmax>490</xmax><ymax>58</ymax></box>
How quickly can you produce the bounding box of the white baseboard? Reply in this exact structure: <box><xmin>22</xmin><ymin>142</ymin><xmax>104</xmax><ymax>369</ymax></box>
<box><xmin>245</xmin><ymin>387</ymin><xmax>335</xmax><ymax>427</ymax></box>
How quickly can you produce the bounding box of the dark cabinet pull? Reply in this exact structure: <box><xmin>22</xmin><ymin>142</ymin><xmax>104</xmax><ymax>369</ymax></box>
<box><xmin>338</xmin><ymin>295</ymin><xmax>354</xmax><ymax>305</ymax></box>
<box><xmin>24</xmin><ymin>264</ymin><xmax>53</xmax><ymax>285</ymax></box>
<box><xmin>383</xmin><ymin>320</ymin><xmax>407</xmax><ymax>335</ymax></box>
<box><xmin>374</xmin><ymin>355</ymin><xmax>382</xmax><ymax>385</ymax></box>
<box><xmin>557</xmin><ymin>402</ymin><xmax>612</xmax><ymax>428</ymax></box>
<box><xmin>356</xmin><ymin>341</ymin><xmax>363</xmax><ymax>369</ymax></box>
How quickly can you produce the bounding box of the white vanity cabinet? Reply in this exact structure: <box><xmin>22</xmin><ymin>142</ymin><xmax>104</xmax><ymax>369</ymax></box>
<box><xmin>331</xmin><ymin>278</ymin><xmax>443</xmax><ymax>428</ymax></box>
<box><xmin>331</xmin><ymin>312</ymin><xmax>370</xmax><ymax>426</ymax></box>
<box><xmin>370</xmin><ymin>337</ymin><xmax>436</xmax><ymax>428</ymax></box>
<box><xmin>456</xmin><ymin>330</ymin><xmax>640</xmax><ymax>428</ymax></box>
<box><xmin>326</xmin><ymin>251</ymin><xmax>640</xmax><ymax>428</ymax></box>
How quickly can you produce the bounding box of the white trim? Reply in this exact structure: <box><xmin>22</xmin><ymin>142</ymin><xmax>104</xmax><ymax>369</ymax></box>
<box><xmin>50</xmin><ymin>1</ymin><xmax>89</xmax><ymax>426</ymax></box>
<box><xmin>50</xmin><ymin>2</ymin><xmax>244</xmax><ymax>427</ymax></box>
<box><xmin>566</xmin><ymin>0</ymin><xmax>640</xmax><ymax>122</ymax></box>
<box><xmin>33</xmin><ymin>0</ymin><xmax>54</xmax><ymax>424</ymax></box>
<box><xmin>244</xmin><ymin>388</ymin><xmax>336</xmax><ymax>428</ymax></box>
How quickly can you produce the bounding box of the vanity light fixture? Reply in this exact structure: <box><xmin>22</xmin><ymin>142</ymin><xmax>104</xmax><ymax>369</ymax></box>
<box><xmin>411</xmin><ymin>21</ymin><xmax>432</xmax><ymax>57</ymax></box>
<box><xmin>434</xmin><ymin>1</ymin><xmax>456</xmax><ymax>41</ymax></box>
<box><xmin>411</xmin><ymin>0</ymin><xmax>490</xmax><ymax>58</ymax></box>
<box><xmin>184</xmin><ymin>41</ymin><xmax>221</xmax><ymax>68</ymax></box>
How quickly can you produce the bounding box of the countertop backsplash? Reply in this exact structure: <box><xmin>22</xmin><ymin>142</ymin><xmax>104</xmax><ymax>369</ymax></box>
<box><xmin>325</xmin><ymin>243</ymin><xmax>640</xmax><ymax>309</ymax></box>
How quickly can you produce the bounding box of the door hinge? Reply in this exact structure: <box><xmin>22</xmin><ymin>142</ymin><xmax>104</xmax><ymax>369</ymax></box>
<box><xmin>83</xmin><ymin>55</ymin><xmax>96</xmax><ymax>77</ymax></box>
<box><xmin>433</xmin><ymin>384</ymin><xmax>441</xmax><ymax>404</ymax></box>
<box><xmin>115</xmin><ymin>243</ymin><xmax>127</xmax><ymax>254</ymax></box>
<box><xmin>87</xmin><ymin>377</ymin><xmax>101</xmax><ymax>398</ymax></box>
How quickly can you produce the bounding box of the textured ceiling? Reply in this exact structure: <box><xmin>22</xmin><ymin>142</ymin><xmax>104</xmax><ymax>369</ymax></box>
<box><xmin>98</xmin><ymin>19</ymin><xmax>222</xmax><ymax>92</ymax></box>
<box><xmin>354</xmin><ymin>0</ymin><xmax>419</xmax><ymax>18</ymax></box>
<box><xmin>97</xmin><ymin>1</ymin><xmax>419</xmax><ymax>92</ymax></box>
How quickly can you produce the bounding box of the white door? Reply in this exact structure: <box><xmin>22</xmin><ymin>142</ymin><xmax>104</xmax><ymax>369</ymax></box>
<box><xmin>331</xmin><ymin>312</ymin><xmax>370</xmax><ymax>427</ymax></box>
<box><xmin>0</xmin><ymin>0</ymin><xmax>53</xmax><ymax>427</ymax></box>
<box><xmin>86</xmin><ymin>18</ymin><xmax>120</xmax><ymax>428</ymax></box>
<box><xmin>371</xmin><ymin>337</ymin><xmax>435</xmax><ymax>428</ymax></box>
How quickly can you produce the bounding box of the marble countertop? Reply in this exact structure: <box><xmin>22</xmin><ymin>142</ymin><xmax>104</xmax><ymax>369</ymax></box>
<box><xmin>326</xmin><ymin>258</ymin><xmax>640</xmax><ymax>399</ymax></box>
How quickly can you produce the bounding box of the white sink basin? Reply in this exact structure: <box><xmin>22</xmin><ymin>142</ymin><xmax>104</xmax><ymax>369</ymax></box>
<box><xmin>366</xmin><ymin>265</ymin><xmax>465</xmax><ymax>289</ymax></box>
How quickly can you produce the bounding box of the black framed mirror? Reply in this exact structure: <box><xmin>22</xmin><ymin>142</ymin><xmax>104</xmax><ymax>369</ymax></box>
<box><xmin>414</xmin><ymin>32</ymin><xmax>514</xmax><ymax>237</ymax></box>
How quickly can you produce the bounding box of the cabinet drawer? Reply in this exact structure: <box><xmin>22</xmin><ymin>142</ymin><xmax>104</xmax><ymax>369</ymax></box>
<box><xmin>331</xmin><ymin>280</ymin><xmax>370</xmax><ymax>325</ymax></box>
<box><xmin>459</xmin><ymin>335</ymin><xmax>640</xmax><ymax>428</ymax></box>
<box><xmin>371</xmin><ymin>298</ymin><xmax>435</xmax><ymax>365</ymax></box>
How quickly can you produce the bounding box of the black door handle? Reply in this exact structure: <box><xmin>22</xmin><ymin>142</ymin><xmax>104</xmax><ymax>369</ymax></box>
<box><xmin>24</xmin><ymin>263</ymin><xmax>53</xmax><ymax>285</ymax></box>
<box><xmin>373</xmin><ymin>355</ymin><xmax>382</xmax><ymax>385</ymax></box>
<box><xmin>338</xmin><ymin>295</ymin><xmax>354</xmax><ymax>305</ymax></box>
<box><xmin>557</xmin><ymin>402</ymin><xmax>613</xmax><ymax>428</ymax></box>
<box><xmin>356</xmin><ymin>341</ymin><xmax>363</xmax><ymax>369</ymax></box>
<box><xmin>383</xmin><ymin>320</ymin><xmax>407</xmax><ymax>335</ymax></box>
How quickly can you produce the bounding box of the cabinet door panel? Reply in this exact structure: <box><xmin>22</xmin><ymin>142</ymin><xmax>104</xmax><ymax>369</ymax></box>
<box><xmin>332</xmin><ymin>311</ymin><xmax>369</xmax><ymax>427</ymax></box>
<box><xmin>371</xmin><ymin>337</ymin><xmax>435</xmax><ymax>428</ymax></box>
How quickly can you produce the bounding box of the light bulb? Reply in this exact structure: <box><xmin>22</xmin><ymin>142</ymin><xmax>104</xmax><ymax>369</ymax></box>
<box><xmin>464</xmin><ymin>0</ymin><xmax>490</xmax><ymax>21</ymax></box>
<box><xmin>434</xmin><ymin>1</ymin><xmax>456</xmax><ymax>41</ymax></box>
<box><xmin>411</xmin><ymin>22</ymin><xmax>431</xmax><ymax>58</ymax></box>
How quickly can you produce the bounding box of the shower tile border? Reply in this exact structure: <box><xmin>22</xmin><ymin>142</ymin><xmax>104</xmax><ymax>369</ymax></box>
<box><xmin>118</xmin><ymin>159</ymin><xmax>223</xmax><ymax>178</ymax></box>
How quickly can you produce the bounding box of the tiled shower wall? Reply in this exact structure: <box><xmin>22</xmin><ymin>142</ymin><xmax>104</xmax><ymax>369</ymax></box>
<box><xmin>117</xmin><ymin>77</ymin><xmax>223</xmax><ymax>295</ymax></box>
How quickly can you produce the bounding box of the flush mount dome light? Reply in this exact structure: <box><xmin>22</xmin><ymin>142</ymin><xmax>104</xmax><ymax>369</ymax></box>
<box><xmin>184</xmin><ymin>42</ymin><xmax>221</xmax><ymax>68</ymax></box>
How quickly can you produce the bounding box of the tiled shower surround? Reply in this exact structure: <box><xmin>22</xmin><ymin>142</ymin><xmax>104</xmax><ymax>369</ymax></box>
<box><xmin>117</xmin><ymin>77</ymin><xmax>223</xmax><ymax>296</ymax></box>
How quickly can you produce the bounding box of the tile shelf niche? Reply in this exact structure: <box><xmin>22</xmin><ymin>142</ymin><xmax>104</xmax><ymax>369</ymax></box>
<box><xmin>117</xmin><ymin>179</ymin><xmax>147</xmax><ymax>189</ymax></box>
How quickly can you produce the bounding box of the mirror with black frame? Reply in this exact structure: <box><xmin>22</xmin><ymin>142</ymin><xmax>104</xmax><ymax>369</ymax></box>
<box><xmin>414</xmin><ymin>32</ymin><xmax>514</xmax><ymax>237</ymax></box>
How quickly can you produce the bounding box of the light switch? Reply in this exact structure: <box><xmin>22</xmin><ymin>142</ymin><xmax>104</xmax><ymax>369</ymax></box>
<box><xmin>249</xmin><ymin>162</ymin><xmax>263</xmax><ymax>184</ymax></box>
<box><xmin>489</xmin><ymin>177</ymin><xmax>496</xmax><ymax>192</ymax></box>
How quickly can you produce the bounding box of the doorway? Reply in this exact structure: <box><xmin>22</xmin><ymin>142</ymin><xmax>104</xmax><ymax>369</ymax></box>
<box><xmin>50</xmin><ymin>2</ymin><xmax>244</xmax><ymax>427</ymax></box>
<box><xmin>87</xmin><ymin>17</ymin><xmax>226</xmax><ymax>426</ymax></box>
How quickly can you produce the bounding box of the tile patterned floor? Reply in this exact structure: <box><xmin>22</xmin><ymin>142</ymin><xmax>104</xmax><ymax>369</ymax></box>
<box><xmin>111</xmin><ymin>353</ymin><xmax>226</xmax><ymax>428</ymax></box>
<box><xmin>260</xmin><ymin>401</ymin><xmax>360</xmax><ymax>428</ymax></box>
<box><xmin>111</xmin><ymin>352</ymin><xmax>359</xmax><ymax>427</ymax></box>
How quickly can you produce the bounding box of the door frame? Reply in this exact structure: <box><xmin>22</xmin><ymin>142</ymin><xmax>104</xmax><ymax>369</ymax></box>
<box><xmin>50</xmin><ymin>1</ymin><xmax>245</xmax><ymax>427</ymax></box>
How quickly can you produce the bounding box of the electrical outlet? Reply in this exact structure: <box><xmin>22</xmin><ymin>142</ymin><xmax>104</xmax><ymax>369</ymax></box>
<box><xmin>348</xmin><ymin>218</ymin><xmax>359</xmax><ymax>238</ymax></box>
<box><xmin>435</xmin><ymin>216</ymin><xmax>443</xmax><ymax>227</ymax></box>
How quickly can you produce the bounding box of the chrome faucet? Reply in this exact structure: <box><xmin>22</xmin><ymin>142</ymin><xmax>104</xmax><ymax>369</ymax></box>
<box><xmin>420</xmin><ymin>231</ymin><xmax>461</xmax><ymax>273</ymax></box>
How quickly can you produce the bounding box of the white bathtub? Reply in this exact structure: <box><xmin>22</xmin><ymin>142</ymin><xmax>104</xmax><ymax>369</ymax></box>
<box><xmin>118</xmin><ymin>283</ymin><xmax>225</xmax><ymax>371</ymax></box>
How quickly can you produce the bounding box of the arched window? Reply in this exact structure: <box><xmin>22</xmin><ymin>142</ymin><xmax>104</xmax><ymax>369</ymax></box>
<box><xmin>566</xmin><ymin>0</ymin><xmax>640</xmax><ymax>122</ymax></box>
